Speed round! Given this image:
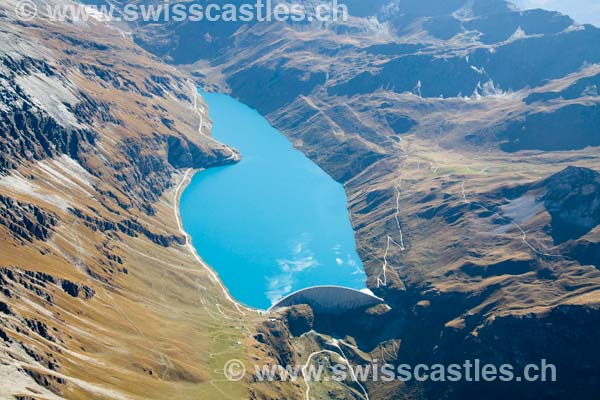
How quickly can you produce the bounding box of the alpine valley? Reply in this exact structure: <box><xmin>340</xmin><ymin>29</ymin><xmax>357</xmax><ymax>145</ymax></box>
<box><xmin>0</xmin><ymin>0</ymin><xmax>599</xmax><ymax>399</ymax></box>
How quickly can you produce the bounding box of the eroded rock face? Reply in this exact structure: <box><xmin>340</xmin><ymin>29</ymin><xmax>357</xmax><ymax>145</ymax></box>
<box><xmin>0</xmin><ymin>267</ymin><xmax>95</xmax><ymax>301</ymax></box>
<box><xmin>256</xmin><ymin>316</ymin><xmax>297</xmax><ymax>367</ymax></box>
<box><xmin>0</xmin><ymin>56</ymin><xmax>97</xmax><ymax>171</ymax></box>
<box><xmin>166</xmin><ymin>135</ymin><xmax>239</xmax><ymax>169</ymax></box>
<box><xmin>540</xmin><ymin>167</ymin><xmax>600</xmax><ymax>244</ymax></box>
<box><xmin>60</xmin><ymin>279</ymin><xmax>95</xmax><ymax>299</ymax></box>
<box><xmin>68</xmin><ymin>208</ymin><xmax>186</xmax><ymax>247</ymax></box>
<box><xmin>0</xmin><ymin>195</ymin><xmax>58</xmax><ymax>243</ymax></box>
<box><xmin>0</xmin><ymin>265</ymin><xmax>97</xmax><ymax>391</ymax></box>
<box><xmin>283</xmin><ymin>305</ymin><xmax>314</xmax><ymax>337</ymax></box>
<box><xmin>431</xmin><ymin>304</ymin><xmax>600</xmax><ymax>400</ymax></box>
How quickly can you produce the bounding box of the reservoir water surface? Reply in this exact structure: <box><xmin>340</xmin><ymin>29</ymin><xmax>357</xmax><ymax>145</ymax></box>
<box><xmin>180</xmin><ymin>91</ymin><xmax>366</xmax><ymax>309</ymax></box>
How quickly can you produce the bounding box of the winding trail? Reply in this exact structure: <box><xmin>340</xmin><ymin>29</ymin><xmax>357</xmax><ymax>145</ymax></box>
<box><xmin>460</xmin><ymin>180</ymin><xmax>565</xmax><ymax>258</ymax></box>
<box><xmin>393</xmin><ymin>185</ymin><xmax>406</xmax><ymax>251</ymax></box>
<box><xmin>301</xmin><ymin>332</ymin><xmax>370</xmax><ymax>400</ymax></box>
<box><xmin>374</xmin><ymin>159</ymin><xmax>568</xmax><ymax>290</ymax></box>
<box><xmin>376</xmin><ymin>184</ymin><xmax>407</xmax><ymax>288</ymax></box>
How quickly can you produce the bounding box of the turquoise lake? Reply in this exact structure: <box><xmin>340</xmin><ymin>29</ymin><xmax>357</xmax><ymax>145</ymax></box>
<box><xmin>180</xmin><ymin>91</ymin><xmax>366</xmax><ymax>309</ymax></box>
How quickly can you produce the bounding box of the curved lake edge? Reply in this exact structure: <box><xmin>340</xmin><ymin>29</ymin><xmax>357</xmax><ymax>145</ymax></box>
<box><xmin>173</xmin><ymin>168</ymin><xmax>255</xmax><ymax>314</ymax></box>
<box><xmin>179</xmin><ymin>90</ymin><xmax>368</xmax><ymax>310</ymax></box>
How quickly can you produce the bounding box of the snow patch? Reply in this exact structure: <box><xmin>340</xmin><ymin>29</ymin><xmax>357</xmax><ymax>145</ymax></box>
<box><xmin>0</xmin><ymin>172</ymin><xmax>70</xmax><ymax>210</ymax></box>
<box><xmin>472</xmin><ymin>80</ymin><xmax>513</xmax><ymax>99</ymax></box>
<box><xmin>0</xmin><ymin>27</ymin><xmax>56</xmax><ymax>62</ymax></box>
<box><xmin>470</xmin><ymin>65</ymin><xmax>485</xmax><ymax>75</ymax></box>
<box><xmin>37</xmin><ymin>155</ymin><xmax>94</xmax><ymax>195</ymax></box>
<box><xmin>0</xmin><ymin>344</ymin><xmax>64</xmax><ymax>400</ymax></box>
<box><xmin>507</xmin><ymin>26</ymin><xmax>528</xmax><ymax>41</ymax></box>
<box><xmin>500</xmin><ymin>195</ymin><xmax>545</xmax><ymax>225</ymax></box>
<box><xmin>453</xmin><ymin>0</ymin><xmax>475</xmax><ymax>20</ymax></box>
<box><xmin>15</xmin><ymin>73</ymin><xmax>81</xmax><ymax>129</ymax></box>
<box><xmin>565</xmin><ymin>24</ymin><xmax>586</xmax><ymax>33</ymax></box>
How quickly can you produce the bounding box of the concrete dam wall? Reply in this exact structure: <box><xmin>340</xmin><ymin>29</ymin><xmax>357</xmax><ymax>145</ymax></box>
<box><xmin>269</xmin><ymin>286</ymin><xmax>384</xmax><ymax>314</ymax></box>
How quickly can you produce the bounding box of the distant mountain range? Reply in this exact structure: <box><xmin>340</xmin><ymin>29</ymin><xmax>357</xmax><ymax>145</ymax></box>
<box><xmin>513</xmin><ymin>0</ymin><xmax>600</xmax><ymax>26</ymax></box>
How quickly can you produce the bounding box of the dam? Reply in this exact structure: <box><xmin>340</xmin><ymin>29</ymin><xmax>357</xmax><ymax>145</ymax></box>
<box><xmin>269</xmin><ymin>286</ymin><xmax>384</xmax><ymax>314</ymax></box>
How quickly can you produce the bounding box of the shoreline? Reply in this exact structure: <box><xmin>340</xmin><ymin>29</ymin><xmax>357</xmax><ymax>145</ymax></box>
<box><xmin>172</xmin><ymin>168</ymin><xmax>258</xmax><ymax>316</ymax></box>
